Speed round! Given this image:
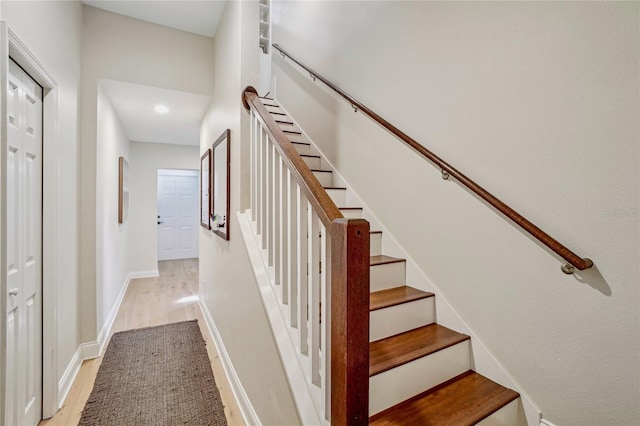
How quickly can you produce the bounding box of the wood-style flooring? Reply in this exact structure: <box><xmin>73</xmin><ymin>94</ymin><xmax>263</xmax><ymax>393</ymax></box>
<box><xmin>40</xmin><ymin>258</ymin><xmax>244</xmax><ymax>426</ymax></box>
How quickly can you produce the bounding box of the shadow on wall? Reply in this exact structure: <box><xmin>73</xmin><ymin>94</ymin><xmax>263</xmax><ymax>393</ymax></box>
<box><xmin>573</xmin><ymin>266</ymin><xmax>611</xmax><ymax>296</ymax></box>
<box><xmin>456</xmin><ymin>182</ymin><xmax>613</xmax><ymax>297</ymax></box>
<box><xmin>275</xmin><ymin>48</ymin><xmax>614</xmax><ymax>301</ymax></box>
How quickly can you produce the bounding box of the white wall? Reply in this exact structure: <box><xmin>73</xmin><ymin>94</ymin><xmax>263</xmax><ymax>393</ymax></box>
<box><xmin>271</xmin><ymin>1</ymin><xmax>639</xmax><ymax>425</ymax></box>
<box><xmin>199</xmin><ymin>1</ymin><xmax>299</xmax><ymax>424</ymax></box>
<box><xmin>95</xmin><ymin>85</ymin><xmax>130</xmax><ymax>329</ymax></box>
<box><xmin>129</xmin><ymin>141</ymin><xmax>199</xmax><ymax>274</ymax></box>
<box><xmin>80</xmin><ymin>5</ymin><xmax>214</xmax><ymax>342</ymax></box>
<box><xmin>0</xmin><ymin>0</ymin><xmax>83</xmax><ymax>394</ymax></box>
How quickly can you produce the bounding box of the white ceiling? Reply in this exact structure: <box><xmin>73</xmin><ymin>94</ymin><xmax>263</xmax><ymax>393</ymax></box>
<box><xmin>100</xmin><ymin>80</ymin><xmax>211</xmax><ymax>146</ymax></box>
<box><xmin>83</xmin><ymin>0</ymin><xmax>226</xmax><ymax>38</ymax></box>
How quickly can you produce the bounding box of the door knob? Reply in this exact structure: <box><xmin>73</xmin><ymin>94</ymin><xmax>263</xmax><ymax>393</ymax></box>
<box><xmin>158</xmin><ymin>221</ymin><xmax>164</xmax><ymax>224</ymax></box>
<box><xmin>9</xmin><ymin>288</ymin><xmax>18</xmax><ymax>296</ymax></box>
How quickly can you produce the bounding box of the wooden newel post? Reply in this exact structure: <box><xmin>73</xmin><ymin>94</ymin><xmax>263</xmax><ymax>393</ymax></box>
<box><xmin>330</xmin><ymin>218</ymin><xmax>370</xmax><ymax>425</ymax></box>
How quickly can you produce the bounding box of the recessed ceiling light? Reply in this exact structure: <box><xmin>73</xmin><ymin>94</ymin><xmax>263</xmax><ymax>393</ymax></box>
<box><xmin>154</xmin><ymin>104</ymin><xmax>169</xmax><ymax>114</ymax></box>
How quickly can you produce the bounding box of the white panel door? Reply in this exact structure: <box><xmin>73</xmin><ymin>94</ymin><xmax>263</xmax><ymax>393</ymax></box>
<box><xmin>5</xmin><ymin>59</ymin><xmax>43</xmax><ymax>426</ymax></box>
<box><xmin>157</xmin><ymin>172</ymin><xmax>199</xmax><ymax>261</ymax></box>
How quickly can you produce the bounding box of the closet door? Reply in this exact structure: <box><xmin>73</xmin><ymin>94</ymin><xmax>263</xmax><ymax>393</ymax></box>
<box><xmin>5</xmin><ymin>58</ymin><xmax>43</xmax><ymax>426</ymax></box>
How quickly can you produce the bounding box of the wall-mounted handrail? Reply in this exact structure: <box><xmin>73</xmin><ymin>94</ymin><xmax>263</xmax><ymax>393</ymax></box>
<box><xmin>243</xmin><ymin>86</ymin><xmax>343</xmax><ymax>228</ymax></box>
<box><xmin>272</xmin><ymin>43</ymin><xmax>593</xmax><ymax>274</ymax></box>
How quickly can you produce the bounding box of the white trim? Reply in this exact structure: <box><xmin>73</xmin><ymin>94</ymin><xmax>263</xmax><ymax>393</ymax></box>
<box><xmin>540</xmin><ymin>419</ymin><xmax>557</xmax><ymax>426</ymax></box>
<box><xmin>1</xmin><ymin>22</ymin><xmax>61</xmax><ymax>421</ymax></box>
<box><xmin>7</xmin><ymin>27</ymin><xmax>56</xmax><ymax>88</ymax></box>
<box><xmin>128</xmin><ymin>269</ymin><xmax>159</xmax><ymax>279</ymax></box>
<box><xmin>56</xmin><ymin>347</ymin><xmax>81</xmax><ymax>409</ymax></box>
<box><xmin>275</xmin><ymin>100</ymin><xmax>542</xmax><ymax>425</ymax></box>
<box><xmin>57</xmin><ymin>268</ymin><xmax>160</xmax><ymax>409</ymax></box>
<box><xmin>157</xmin><ymin>168</ymin><xmax>198</xmax><ymax>177</ymax></box>
<box><xmin>237</xmin><ymin>212</ymin><xmax>321</xmax><ymax>426</ymax></box>
<box><xmin>95</xmin><ymin>270</ymin><xmax>156</xmax><ymax>357</ymax></box>
<box><xmin>198</xmin><ymin>297</ymin><xmax>260</xmax><ymax>426</ymax></box>
<box><xmin>77</xmin><ymin>269</ymin><xmax>158</xmax><ymax>362</ymax></box>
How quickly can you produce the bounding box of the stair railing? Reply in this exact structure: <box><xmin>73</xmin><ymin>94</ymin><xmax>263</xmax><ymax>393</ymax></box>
<box><xmin>243</xmin><ymin>86</ymin><xmax>370</xmax><ymax>425</ymax></box>
<box><xmin>272</xmin><ymin>43</ymin><xmax>593</xmax><ymax>275</ymax></box>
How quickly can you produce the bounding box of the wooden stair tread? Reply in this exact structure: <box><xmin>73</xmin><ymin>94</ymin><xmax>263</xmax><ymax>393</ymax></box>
<box><xmin>300</xmin><ymin>153</ymin><xmax>320</xmax><ymax>158</ymax></box>
<box><xmin>369</xmin><ymin>371</ymin><xmax>520</xmax><ymax>426</ymax></box>
<box><xmin>291</xmin><ymin>140</ymin><xmax>310</xmax><ymax>146</ymax></box>
<box><xmin>324</xmin><ymin>186</ymin><xmax>346</xmax><ymax>190</ymax></box>
<box><xmin>311</xmin><ymin>168</ymin><xmax>332</xmax><ymax>173</ymax></box>
<box><xmin>370</xmin><ymin>255</ymin><xmax>405</xmax><ymax>266</ymax></box>
<box><xmin>370</xmin><ymin>230</ymin><xmax>382</xmax><ymax>234</ymax></box>
<box><xmin>370</xmin><ymin>324</ymin><xmax>469</xmax><ymax>376</ymax></box>
<box><xmin>370</xmin><ymin>286</ymin><xmax>434</xmax><ymax>311</ymax></box>
<box><xmin>276</xmin><ymin>119</ymin><xmax>294</xmax><ymax>125</ymax></box>
<box><xmin>339</xmin><ymin>207</ymin><xmax>362</xmax><ymax>211</ymax></box>
<box><xmin>269</xmin><ymin>111</ymin><xmax>286</xmax><ymax>116</ymax></box>
<box><xmin>283</xmin><ymin>129</ymin><xmax>302</xmax><ymax>135</ymax></box>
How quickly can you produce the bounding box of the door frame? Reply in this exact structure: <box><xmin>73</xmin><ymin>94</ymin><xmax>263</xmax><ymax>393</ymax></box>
<box><xmin>1</xmin><ymin>22</ymin><xmax>60</xmax><ymax>421</ymax></box>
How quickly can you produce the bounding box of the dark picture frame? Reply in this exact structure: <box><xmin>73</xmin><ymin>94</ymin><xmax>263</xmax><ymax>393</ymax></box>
<box><xmin>211</xmin><ymin>129</ymin><xmax>230</xmax><ymax>240</ymax></box>
<box><xmin>200</xmin><ymin>149</ymin><xmax>212</xmax><ymax>229</ymax></box>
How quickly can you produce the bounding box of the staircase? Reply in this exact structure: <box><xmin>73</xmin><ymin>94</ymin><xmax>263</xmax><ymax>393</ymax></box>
<box><xmin>256</xmin><ymin>96</ymin><xmax>526</xmax><ymax>425</ymax></box>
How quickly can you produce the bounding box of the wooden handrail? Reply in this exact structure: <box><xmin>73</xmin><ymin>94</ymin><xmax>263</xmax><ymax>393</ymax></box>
<box><xmin>243</xmin><ymin>86</ymin><xmax>343</xmax><ymax>228</ymax></box>
<box><xmin>272</xmin><ymin>43</ymin><xmax>593</xmax><ymax>274</ymax></box>
<box><xmin>243</xmin><ymin>86</ymin><xmax>370</xmax><ymax>424</ymax></box>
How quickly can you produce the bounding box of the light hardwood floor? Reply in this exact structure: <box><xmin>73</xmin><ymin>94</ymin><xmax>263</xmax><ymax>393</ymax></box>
<box><xmin>40</xmin><ymin>258</ymin><xmax>245</xmax><ymax>426</ymax></box>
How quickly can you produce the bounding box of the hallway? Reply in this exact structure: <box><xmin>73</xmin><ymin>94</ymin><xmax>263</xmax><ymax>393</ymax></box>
<box><xmin>40</xmin><ymin>259</ymin><xmax>244</xmax><ymax>426</ymax></box>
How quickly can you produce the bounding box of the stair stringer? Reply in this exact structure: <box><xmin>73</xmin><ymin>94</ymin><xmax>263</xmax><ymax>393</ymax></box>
<box><xmin>275</xmin><ymin>101</ymin><xmax>542</xmax><ymax>426</ymax></box>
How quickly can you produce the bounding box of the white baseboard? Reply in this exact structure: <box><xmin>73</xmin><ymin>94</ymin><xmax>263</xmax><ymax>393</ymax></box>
<box><xmin>57</xmin><ymin>346</ymin><xmax>82</xmax><ymax>408</ymax></box>
<box><xmin>198</xmin><ymin>299</ymin><xmax>260</xmax><ymax>426</ymax></box>
<box><xmin>540</xmin><ymin>419</ymin><xmax>557</xmax><ymax>426</ymax></box>
<box><xmin>58</xmin><ymin>269</ymin><xmax>153</xmax><ymax>408</ymax></box>
<box><xmin>128</xmin><ymin>269</ymin><xmax>159</xmax><ymax>279</ymax></box>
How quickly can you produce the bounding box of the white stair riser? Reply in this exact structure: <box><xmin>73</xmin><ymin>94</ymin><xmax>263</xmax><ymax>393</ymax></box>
<box><xmin>312</xmin><ymin>171</ymin><xmax>333</xmax><ymax>186</ymax></box>
<box><xmin>370</xmin><ymin>297</ymin><xmax>435</xmax><ymax>342</ymax></box>
<box><xmin>340</xmin><ymin>209</ymin><xmax>363</xmax><ymax>219</ymax></box>
<box><xmin>476</xmin><ymin>399</ymin><xmax>526</xmax><ymax>426</ymax></box>
<box><xmin>369</xmin><ymin>340</ymin><xmax>471</xmax><ymax>415</ymax></box>
<box><xmin>370</xmin><ymin>233</ymin><xmax>382</xmax><ymax>256</ymax></box>
<box><xmin>278</xmin><ymin>122</ymin><xmax>298</xmax><ymax>132</ymax></box>
<box><xmin>370</xmin><ymin>262</ymin><xmax>405</xmax><ymax>292</ymax></box>
<box><xmin>325</xmin><ymin>189</ymin><xmax>346</xmax><ymax>206</ymax></box>
<box><xmin>301</xmin><ymin>156</ymin><xmax>321</xmax><ymax>169</ymax></box>
<box><xmin>292</xmin><ymin>143</ymin><xmax>311</xmax><ymax>154</ymax></box>
<box><xmin>265</xmin><ymin>104</ymin><xmax>283</xmax><ymax>114</ymax></box>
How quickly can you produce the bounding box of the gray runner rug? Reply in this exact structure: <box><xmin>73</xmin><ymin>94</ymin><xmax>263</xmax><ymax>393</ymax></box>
<box><xmin>79</xmin><ymin>320</ymin><xmax>228</xmax><ymax>426</ymax></box>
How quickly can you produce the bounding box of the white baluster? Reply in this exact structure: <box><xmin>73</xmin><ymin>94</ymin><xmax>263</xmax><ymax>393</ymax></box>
<box><xmin>297</xmin><ymin>186</ymin><xmax>308</xmax><ymax>355</ymax></box>
<box><xmin>256</xmin><ymin>119</ymin><xmax>262</xmax><ymax>235</ymax></box>
<box><xmin>321</xmin><ymin>224</ymin><xmax>332</xmax><ymax>420</ymax></box>
<box><xmin>252</xmin><ymin>114</ymin><xmax>259</xmax><ymax>222</ymax></box>
<box><xmin>268</xmin><ymin>142</ymin><xmax>275</xmax><ymax>267</ymax></box>
<box><xmin>273</xmin><ymin>148</ymin><xmax>281</xmax><ymax>286</ymax></box>
<box><xmin>260</xmin><ymin>128</ymin><xmax>268</xmax><ymax>249</ymax></box>
<box><xmin>308</xmin><ymin>205</ymin><xmax>321</xmax><ymax>386</ymax></box>
<box><xmin>280</xmin><ymin>155</ymin><xmax>288</xmax><ymax>303</ymax></box>
<box><xmin>288</xmin><ymin>171</ymin><xmax>298</xmax><ymax>326</ymax></box>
